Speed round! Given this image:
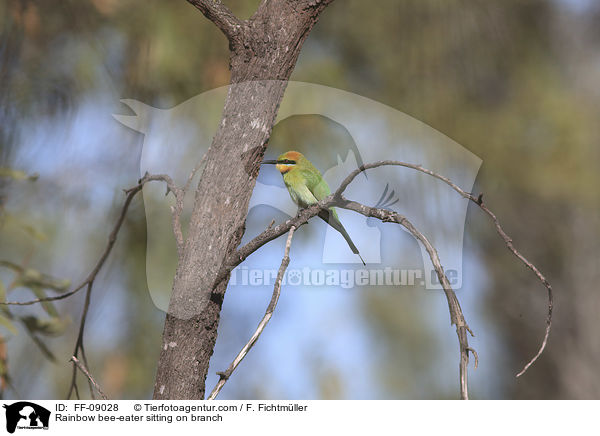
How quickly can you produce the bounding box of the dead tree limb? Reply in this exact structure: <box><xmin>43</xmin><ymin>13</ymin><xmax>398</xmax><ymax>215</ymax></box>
<box><xmin>63</xmin><ymin>173</ymin><xmax>183</xmax><ymax>399</ymax></box>
<box><xmin>336</xmin><ymin>160</ymin><xmax>553</xmax><ymax>378</ymax></box>
<box><xmin>338</xmin><ymin>198</ymin><xmax>474</xmax><ymax>399</ymax></box>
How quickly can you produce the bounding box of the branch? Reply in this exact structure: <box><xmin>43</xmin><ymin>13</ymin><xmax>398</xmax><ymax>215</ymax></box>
<box><xmin>219</xmin><ymin>192</ymin><xmax>476</xmax><ymax>398</ymax></box>
<box><xmin>139</xmin><ymin>173</ymin><xmax>186</xmax><ymax>257</ymax></box>
<box><xmin>187</xmin><ymin>0</ymin><xmax>245</xmax><ymax>47</ymax></box>
<box><xmin>64</xmin><ymin>173</ymin><xmax>184</xmax><ymax>399</ymax></box>
<box><xmin>1</xmin><ymin>173</ymin><xmax>183</xmax><ymax>307</ymax></box>
<box><xmin>183</xmin><ymin>154</ymin><xmax>207</xmax><ymax>195</ymax></box>
<box><xmin>339</xmin><ymin>199</ymin><xmax>475</xmax><ymax>399</ymax></box>
<box><xmin>221</xmin><ymin>159</ymin><xmax>552</xmax><ymax>396</ymax></box>
<box><xmin>67</xmin><ymin>282</ymin><xmax>94</xmax><ymax>400</ymax></box>
<box><xmin>480</xmin><ymin>200</ymin><xmax>553</xmax><ymax>378</ymax></box>
<box><xmin>214</xmin><ymin>203</ymin><xmax>321</xmax><ymax>286</ymax></box>
<box><xmin>70</xmin><ymin>356</ymin><xmax>108</xmax><ymax>400</ymax></box>
<box><xmin>207</xmin><ymin>225</ymin><xmax>296</xmax><ymax>400</ymax></box>
<box><xmin>220</xmin><ymin>160</ymin><xmax>473</xmax><ymax>279</ymax></box>
<box><xmin>153</xmin><ymin>174</ymin><xmax>185</xmax><ymax>258</ymax></box>
<box><xmin>170</xmin><ymin>154</ymin><xmax>208</xmax><ymax>258</ymax></box>
<box><xmin>335</xmin><ymin>160</ymin><xmax>553</xmax><ymax>378</ymax></box>
<box><xmin>1</xmin><ymin>172</ymin><xmax>182</xmax><ymax>398</ymax></box>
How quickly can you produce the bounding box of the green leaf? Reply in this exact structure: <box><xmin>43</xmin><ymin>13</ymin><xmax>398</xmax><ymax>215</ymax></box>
<box><xmin>1</xmin><ymin>214</ymin><xmax>47</xmax><ymax>241</ymax></box>
<box><xmin>21</xmin><ymin>315</ymin><xmax>70</xmax><ymax>336</ymax></box>
<box><xmin>16</xmin><ymin>268</ymin><xmax>70</xmax><ymax>294</ymax></box>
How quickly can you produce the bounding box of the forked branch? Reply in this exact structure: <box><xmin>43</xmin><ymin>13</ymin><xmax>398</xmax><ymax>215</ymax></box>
<box><xmin>215</xmin><ymin>158</ymin><xmax>552</xmax><ymax>398</ymax></box>
<box><xmin>4</xmin><ymin>156</ymin><xmax>552</xmax><ymax>399</ymax></box>
<box><xmin>336</xmin><ymin>160</ymin><xmax>553</xmax><ymax>378</ymax></box>
<box><xmin>339</xmin><ymin>199</ymin><xmax>475</xmax><ymax>399</ymax></box>
<box><xmin>1</xmin><ymin>173</ymin><xmax>185</xmax><ymax>308</ymax></box>
<box><xmin>187</xmin><ymin>0</ymin><xmax>245</xmax><ymax>48</ymax></box>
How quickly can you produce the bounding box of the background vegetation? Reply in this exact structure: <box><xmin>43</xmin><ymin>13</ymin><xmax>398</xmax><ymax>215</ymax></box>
<box><xmin>1</xmin><ymin>0</ymin><xmax>598</xmax><ymax>399</ymax></box>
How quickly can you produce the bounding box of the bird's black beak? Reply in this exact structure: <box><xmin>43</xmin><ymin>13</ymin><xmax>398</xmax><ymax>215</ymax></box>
<box><xmin>261</xmin><ymin>160</ymin><xmax>278</xmax><ymax>165</ymax></box>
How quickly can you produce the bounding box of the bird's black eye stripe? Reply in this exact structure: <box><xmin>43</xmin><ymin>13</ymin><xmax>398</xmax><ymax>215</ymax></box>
<box><xmin>277</xmin><ymin>159</ymin><xmax>296</xmax><ymax>165</ymax></box>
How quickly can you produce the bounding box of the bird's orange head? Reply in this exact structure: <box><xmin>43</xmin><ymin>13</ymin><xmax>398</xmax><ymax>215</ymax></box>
<box><xmin>261</xmin><ymin>150</ymin><xmax>304</xmax><ymax>174</ymax></box>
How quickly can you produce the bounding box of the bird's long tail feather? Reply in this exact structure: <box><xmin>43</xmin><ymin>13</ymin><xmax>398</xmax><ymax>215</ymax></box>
<box><xmin>318</xmin><ymin>210</ymin><xmax>366</xmax><ymax>266</ymax></box>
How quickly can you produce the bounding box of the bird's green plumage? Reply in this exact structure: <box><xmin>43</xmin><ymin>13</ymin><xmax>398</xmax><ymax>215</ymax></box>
<box><xmin>274</xmin><ymin>151</ymin><xmax>365</xmax><ymax>265</ymax></box>
<box><xmin>280</xmin><ymin>152</ymin><xmax>336</xmax><ymax>215</ymax></box>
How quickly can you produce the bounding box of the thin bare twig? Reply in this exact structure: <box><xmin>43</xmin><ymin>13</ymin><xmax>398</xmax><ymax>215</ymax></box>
<box><xmin>64</xmin><ymin>173</ymin><xmax>182</xmax><ymax>398</ymax></box>
<box><xmin>183</xmin><ymin>154</ymin><xmax>208</xmax><ymax>195</ymax></box>
<box><xmin>67</xmin><ymin>282</ymin><xmax>93</xmax><ymax>400</ymax></box>
<box><xmin>144</xmin><ymin>174</ymin><xmax>185</xmax><ymax>257</ymax></box>
<box><xmin>219</xmin><ymin>190</ymin><xmax>476</xmax><ymax>398</ymax></box>
<box><xmin>0</xmin><ymin>171</ymin><xmax>181</xmax><ymax>398</ymax></box>
<box><xmin>336</xmin><ymin>160</ymin><xmax>553</xmax><ymax>378</ymax></box>
<box><xmin>1</xmin><ymin>173</ymin><xmax>181</xmax><ymax>307</ymax></box>
<box><xmin>0</xmin><ymin>172</ymin><xmax>177</xmax><ymax>399</ymax></box>
<box><xmin>338</xmin><ymin>199</ymin><xmax>474</xmax><ymax>399</ymax></box>
<box><xmin>266</xmin><ymin>219</ymin><xmax>275</xmax><ymax>231</ymax></box>
<box><xmin>169</xmin><ymin>154</ymin><xmax>208</xmax><ymax>258</ymax></box>
<box><xmin>475</xmin><ymin>198</ymin><xmax>553</xmax><ymax>377</ymax></box>
<box><xmin>467</xmin><ymin>347</ymin><xmax>479</xmax><ymax>369</ymax></box>
<box><xmin>70</xmin><ymin>356</ymin><xmax>108</xmax><ymax>400</ymax></box>
<box><xmin>207</xmin><ymin>226</ymin><xmax>296</xmax><ymax>400</ymax></box>
<box><xmin>72</xmin><ymin>383</ymin><xmax>80</xmax><ymax>400</ymax></box>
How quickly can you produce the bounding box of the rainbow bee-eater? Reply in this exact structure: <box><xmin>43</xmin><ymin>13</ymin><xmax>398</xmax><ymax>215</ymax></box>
<box><xmin>262</xmin><ymin>151</ymin><xmax>366</xmax><ymax>265</ymax></box>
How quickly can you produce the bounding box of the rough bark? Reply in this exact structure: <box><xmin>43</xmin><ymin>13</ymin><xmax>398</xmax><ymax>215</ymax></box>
<box><xmin>153</xmin><ymin>0</ymin><xmax>335</xmax><ymax>400</ymax></box>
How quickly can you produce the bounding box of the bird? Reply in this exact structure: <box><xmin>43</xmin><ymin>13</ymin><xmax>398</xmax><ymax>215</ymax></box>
<box><xmin>261</xmin><ymin>150</ymin><xmax>366</xmax><ymax>265</ymax></box>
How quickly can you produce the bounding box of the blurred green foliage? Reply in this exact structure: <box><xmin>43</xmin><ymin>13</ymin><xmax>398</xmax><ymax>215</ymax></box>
<box><xmin>1</xmin><ymin>0</ymin><xmax>599</xmax><ymax>399</ymax></box>
<box><xmin>0</xmin><ymin>171</ymin><xmax>72</xmax><ymax>396</ymax></box>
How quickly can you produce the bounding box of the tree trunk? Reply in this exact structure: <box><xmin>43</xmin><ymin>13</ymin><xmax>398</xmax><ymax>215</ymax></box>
<box><xmin>153</xmin><ymin>0</ymin><xmax>334</xmax><ymax>400</ymax></box>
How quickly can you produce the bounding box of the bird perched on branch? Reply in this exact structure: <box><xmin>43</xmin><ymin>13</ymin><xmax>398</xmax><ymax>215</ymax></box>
<box><xmin>262</xmin><ymin>150</ymin><xmax>366</xmax><ymax>265</ymax></box>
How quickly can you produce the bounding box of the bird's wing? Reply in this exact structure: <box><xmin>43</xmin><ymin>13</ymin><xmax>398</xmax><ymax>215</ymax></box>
<box><xmin>308</xmin><ymin>174</ymin><xmax>345</xmax><ymax>222</ymax></box>
<box><xmin>310</xmin><ymin>176</ymin><xmax>332</xmax><ymax>201</ymax></box>
<box><xmin>293</xmin><ymin>182</ymin><xmax>319</xmax><ymax>206</ymax></box>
